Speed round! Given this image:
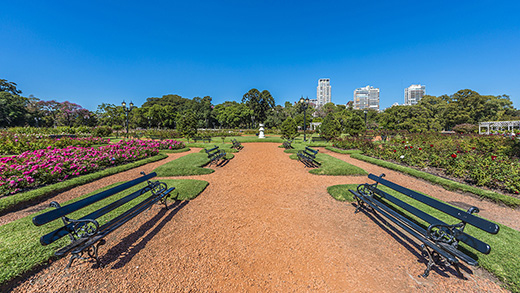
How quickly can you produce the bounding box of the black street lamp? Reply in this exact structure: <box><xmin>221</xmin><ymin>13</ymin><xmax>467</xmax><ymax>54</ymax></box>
<box><xmin>122</xmin><ymin>101</ymin><xmax>134</xmax><ymax>138</ymax></box>
<box><xmin>364</xmin><ymin>110</ymin><xmax>367</xmax><ymax>129</ymax></box>
<box><xmin>299</xmin><ymin>96</ymin><xmax>310</xmax><ymax>142</ymax></box>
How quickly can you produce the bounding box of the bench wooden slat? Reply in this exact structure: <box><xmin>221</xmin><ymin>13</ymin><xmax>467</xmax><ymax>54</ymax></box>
<box><xmin>33</xmin><ymin>172</ymin><xmax>157</xmax><ymax>226</ymax></box>
<box><xmin>368</xmin><ymin>174</ymin><xmax>499</xmax><ymax>235</ymax></box>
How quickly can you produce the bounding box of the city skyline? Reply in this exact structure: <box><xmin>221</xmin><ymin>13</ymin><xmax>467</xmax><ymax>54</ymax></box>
<box><xmin>1</xmin><ymin>1</ymin><xmax>519</xmax><ymax>111</ymax></box>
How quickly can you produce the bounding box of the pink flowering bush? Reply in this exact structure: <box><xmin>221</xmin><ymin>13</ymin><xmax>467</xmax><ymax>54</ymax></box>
<box><xmin>0</xmin><ymin>139</ymin><xmax>184</xmax><ymax>196</ymax></box>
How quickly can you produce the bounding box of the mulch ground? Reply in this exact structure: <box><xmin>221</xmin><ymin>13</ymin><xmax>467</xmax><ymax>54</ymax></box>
<box><xmin>5</xmin><ymin>143</ymin><xmax>509</xmax><ymax>291</ymax></box>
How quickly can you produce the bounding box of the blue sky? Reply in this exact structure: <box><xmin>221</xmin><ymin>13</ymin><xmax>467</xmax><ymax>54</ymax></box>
<box><xmin>1</xmin><ymin>0</ymin><xmax>519</xmax><ymax>111</ymax></box>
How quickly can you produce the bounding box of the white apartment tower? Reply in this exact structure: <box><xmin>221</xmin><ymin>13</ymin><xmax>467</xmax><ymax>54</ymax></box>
<box><xmin>404</xmin><ymin>84</ymin><xmax>426</xmax><ymax>105</ymax></box>
<box><xmin>353</xmin><ymin>85</ymin><xmax>380</xmax><ymax>110</ymax></box>
<box><xmin>316</xmin><ymin>78</ymin><xmax>331</xmax><ymax>107</ymax></box>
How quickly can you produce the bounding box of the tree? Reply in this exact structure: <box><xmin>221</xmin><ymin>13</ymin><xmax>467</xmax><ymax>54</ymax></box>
<box><xmin>242</xmin><ymin>89</ymin><xmax>275</xmax><ymax>124</ymax></box>
<box><xmin>280</xmin><ymin>117</ymin><xmax>298</xmax><ymax>139</ymax></box>
<box><xmin>0</xmin><ymin>79</ymin><xmax>22</xmax><ymax>95</ymax></box>
<box><xmin>177</xmin><ymin>111</ymin><xmax>198</xmax><ymax>141</ymax></box>
<box><xmin>0</xmin><ymin>92</ymin><xmax>29</xmax><ymax>126</ymax></box>
<box><xmin>320</xmin><ymin>113</ymin><xmax>341</xmax><ymax>140</ymax></box>
<box><xmin>343</xmin><ymin>114</ymin><xmax>365</xmax><ymax>136</ymax></box>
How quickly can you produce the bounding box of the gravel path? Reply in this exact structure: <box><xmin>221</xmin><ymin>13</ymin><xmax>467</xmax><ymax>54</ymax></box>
<box><xmin>10</xmin><ymin>143</ymin><xmax>506</xmax><ymax>291</ymax></box>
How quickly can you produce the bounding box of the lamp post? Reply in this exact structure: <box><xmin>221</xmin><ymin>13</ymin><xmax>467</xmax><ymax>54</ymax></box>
<box><xmin>299</xmin><ymin>96</ymin><xmax>310</xmax><ymax>141</ymax></box>
<box><xmin>364</xmin><ymin>110</ymin><xmax>367</xmax><ymax>129</ymax></box>
<box><xmin>251</xmin><ymin>115</ymin><xmax>255</xmax><ymax>130</ymax></box>
<box><xmin>122</xmin><ymin>101</ymin><xmax>134</xmax><ymax>138</ymax></box>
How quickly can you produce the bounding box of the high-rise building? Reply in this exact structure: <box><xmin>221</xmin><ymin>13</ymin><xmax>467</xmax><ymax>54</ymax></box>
<box><xmin>316</xmin><ymin>78</ymin><xmax>331</xmax><ymax>107</ymax></box>
<box><xmin>353</xmin><ymin>85</ymin><xmax>380</xmax><ymax>110</ymax></box>
<box><xmin>404</xmin><ymin>84</ymin><xmax>426</xmax><ymax>105</ymax></box>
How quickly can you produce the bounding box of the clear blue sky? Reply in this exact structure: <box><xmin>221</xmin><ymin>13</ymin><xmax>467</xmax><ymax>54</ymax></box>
<box><xmin>2</xmin><ymin>0</ymin><xmax>519</xmax><ymax>111</ymax></box>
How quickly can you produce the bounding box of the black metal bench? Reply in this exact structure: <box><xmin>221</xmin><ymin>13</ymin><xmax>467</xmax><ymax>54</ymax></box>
<box><xmin>32</xmin><ymin>172</ymin><xmax>176</xmax><ymax>268</ymax></box>
<box><xmin>193</xmin><ymin>136</ymin><xmax>212</xmax><ymax>143</ymax></box>
<box><xmin>349</xmin><ymin>173</ymin><xmax>499</xmax><ymax>278</ymax></box>
<box><xmin>282</xmin><ymin>139</ymin><xmax>293</xmax><ymax>149</ymax></box>
<box><xmin>231</xmin><ymin>138</ymin><xmax>243</xmax><ymax>150</ymax></box>
<box><xmin>149</xmin><ymin>135</ymin><xmax>163</xmax><ymax>141</ymax></box>
<box><xmin>204</xmin><ymin>145</ymin><xmax>227</xmax><ymax>166</ymax></box>
<box><xmin>311</xmin><ymin>136</ymin><xmax>329</xmax><ymax>143</ymax></box>
<box><xmin>296</xmin><ymin>146</ymin><xmax>321</xmax><ymax>168</ymax></box>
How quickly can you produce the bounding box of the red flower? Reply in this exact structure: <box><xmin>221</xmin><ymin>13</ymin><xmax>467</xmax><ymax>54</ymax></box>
<box><xmin>419</xmin><ymin>148</ymin><xmax>422</xmax><ymax>150</ymax></box>
<box><xmin>393</xmin><ymin>150</ymin><xmax>396</xmax><ymax>153</ymax></box>
<box><xmin>472</xmin><ymin>147</ymin><xmax>476</xmax><ymax>150</ymax></box>
<box><xmin>410</xmin><ymin>146</ymin><xmax>413</xmax><ymax>149</ymax></box>
<box><xmin>491</xmin><ymin>156</ymin><xmax>497</xmax><ymax>160</ymax></box>
<box><xmin>430</xmin><ymin>144</ymin><xmax>434</xmax><ymax>147</ymax></box>
<box><xmin>451</xmin><ymin>154</ymin><xmax>457</xmax><ymax>158</ymax></box>
<box><xmin>457</xmin><ymin>150</ymin><xmax>460</xmax><ymax>153</ymax></box>
<box><xmin>402</xmin><ymin>141</ymin><xmax>405</xmax><ymax>144</ymax></box>
<box><xmin>404</xmin><ymin>146</ymin><xmax>408</xmax><ymax>149</ymax></box>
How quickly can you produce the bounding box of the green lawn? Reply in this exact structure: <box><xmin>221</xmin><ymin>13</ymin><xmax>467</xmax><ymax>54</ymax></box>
<box><xmin>288</xmin><ymin>149</ymin><xmax>367</xmax><ymax>176</ymax></box>
<box><xmin>153</xmin><ymin>151</ymin><xmax>234</xmax><ymax>177</ymax></box>
<box><xmin>0</xmin><ymin>179</ymin><xmax>208</xmax><ymax>286</ymax></box>
<box><xmin>327</xmin><ymin>183</ymin><xmax>520</xmax><ymax>292</ymax></box>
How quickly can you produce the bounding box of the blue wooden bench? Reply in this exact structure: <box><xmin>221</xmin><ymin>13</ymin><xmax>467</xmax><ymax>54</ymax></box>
<box><xmin>32</xmin><ymin>172</ymin><xmax>176</xmax><ymax>268</ymax></box>
<box><xmin>349</xmin><ymin>173</ymin><xmax>499</xmax><ymax>278</ymax></box>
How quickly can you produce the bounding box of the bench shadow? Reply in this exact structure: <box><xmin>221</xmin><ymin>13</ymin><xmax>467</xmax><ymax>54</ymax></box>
<box><xmin>216</xmin><ymin>158</ymin><xmax>230</xmax><ymax>167</ymax></box>
<box><xmin>97</xmin><ymin>200</ymin><xmax>189</xmax><ymax>269</ymax></box>
<box><xmin>352</xmin><ymin>203</ymin><xmax>473</xmax><ymax>278</ymax></box>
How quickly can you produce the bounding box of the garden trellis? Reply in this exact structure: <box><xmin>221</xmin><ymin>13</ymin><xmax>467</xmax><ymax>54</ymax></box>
<box><xmin>479</xmin><ymin>121</ymin><xmax>520</xmax><ymax>135</ymax></box>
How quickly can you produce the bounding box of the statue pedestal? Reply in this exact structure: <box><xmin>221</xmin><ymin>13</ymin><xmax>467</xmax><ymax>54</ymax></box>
<box><xmin>259</xmin><ymin>124</ymin><xmax>265</xmax><ymax>139</ymax></box>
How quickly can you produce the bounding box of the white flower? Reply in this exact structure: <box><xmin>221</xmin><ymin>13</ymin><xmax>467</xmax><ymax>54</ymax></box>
<box><xmin>400</xmin><ymin>155</ymin><xmax>405</xmax><ymax>159</ymax></box>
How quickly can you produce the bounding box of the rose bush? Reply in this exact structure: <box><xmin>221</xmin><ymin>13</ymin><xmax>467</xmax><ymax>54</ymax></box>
<box><xmin>0</xmin><ymin>139</ymin><xmax>185</xmax><ymax>196</ymax></box>
<box><xmin>0</xmin><ymin>132</ymin><xmax>110</xmax><ymax>155</ymax></box>
<box><xmin>332</xmin><ymin>132</ymin><xmax>520</xmax><ymax>194</ymax></box>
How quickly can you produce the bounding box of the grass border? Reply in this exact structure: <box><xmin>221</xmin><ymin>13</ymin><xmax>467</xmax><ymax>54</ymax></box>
<box><xmin>349</xmin><ymin>153</ymin><xmax>520</xmax><ymax>208</ymax></box>
<box><xmin>0</xmin><ymin>154</ymin><xmax>168</xmax><ymax>215</ymax></box>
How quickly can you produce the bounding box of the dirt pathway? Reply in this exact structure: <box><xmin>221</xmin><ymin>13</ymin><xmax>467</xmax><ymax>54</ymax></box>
<box><xmin>319</xmin><ymin>148</ymin><xmax>520</xmax><ymax>231</ymax></box>
<box><xmin>11</xmin><ymin>143</ymin><xmax>505</xmax><ymax>292</ymax></box>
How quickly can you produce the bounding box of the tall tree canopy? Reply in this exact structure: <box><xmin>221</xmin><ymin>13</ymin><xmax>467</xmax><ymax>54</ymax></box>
<box><xmin>242</xmin><ymin>89</ymin><xmax>275</xmax><ymax>124</ymax></box>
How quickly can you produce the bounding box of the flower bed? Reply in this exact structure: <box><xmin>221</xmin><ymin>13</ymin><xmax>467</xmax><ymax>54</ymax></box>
<box><xmin>332</xmin><ymin>133</ymin><xmax>520</xmax><ymax>194</ymax></box>
<box><xmin>0</xmin><ymin>139</ymin><xmax>185</xmax><ymax>196</ymax></box>
<box><xmin>0</xmin><ymin>132</ymin><xmax>110</xmax><ymax>155</ymax></box>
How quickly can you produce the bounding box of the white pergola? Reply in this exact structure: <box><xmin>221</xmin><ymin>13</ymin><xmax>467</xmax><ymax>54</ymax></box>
<box><xmin>479</xmin><ymin>121</ymin><xmax>520</xmax><ymax>135</ymax></box>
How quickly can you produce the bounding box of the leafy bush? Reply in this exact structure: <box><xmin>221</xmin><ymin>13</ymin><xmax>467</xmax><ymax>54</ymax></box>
<box><xmin>453</xmin><ymin>123</ymin><xmax>478</xmax><ymax>134</ymax></box>
<box><xmin>280</xmin><ymin>117</ymin><xmax>298</xmax><ymax>139</ymax></box>
<box><xmin>92</xmin><ymin>126</ymin><xmax>113</xmax><ymax>137</ymax></box>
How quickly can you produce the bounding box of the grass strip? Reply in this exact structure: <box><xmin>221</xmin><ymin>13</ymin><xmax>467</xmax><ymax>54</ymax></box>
<box><xmin>153</xmin><ymin>152</ymin><xmax>234</xmax><ymax>177</ymax></box>
<box><xmin>327</xmin><ymin>183</ymin><xmax>520</xmax><ymax>292</ymax></box>
<box><xmin>350</xmin><ymin>153</ymin><xmax>520</xmax><ymax>208</ymax></box>
<box><xmin>325</xmin><ymin>146</ymin><xmax>363</xmax><ymax>154</ymax></box>
<box><xmin>289</xmin><ymin>153</ymin><xmax>367</xmax><ymax>176</ymax></box>
<box><xmin>159</xmin><ymin>147</ymin><xmax>190</xmax><ymax>153</ymax></box>
<box><xmin>0</xmin><ymin>154</ymin><xmax>168</xmax><ymax>215</ymax></box>
<box><xmin>0</xmin><ymin>178</ymin><xmax>207</xmax><ymax>287</ymax></box>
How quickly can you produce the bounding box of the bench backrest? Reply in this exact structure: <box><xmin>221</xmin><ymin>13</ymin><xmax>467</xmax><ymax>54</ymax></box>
<box><xmin>204</xmin><ymin>146</ymin><xmax>219</xmax><ymax>154</ymax></box>
<box><xmin>33</xmin><ymin>172</ymin><xmax>157</xmax><ymax>227</ymax></box>
<box><xmin>366</xmin><ymin>174</ymin><xmax>499</xmax><ymax>254</ymax></box>
<box><xmin>368</xmin><ymin>174</ymin><xmax>499</xmax><ymax>234</ymax></box>
<box><xmin>304</xmin><ymin>147</ymin><xmax>318</xmax><ymax>156</ymax></box>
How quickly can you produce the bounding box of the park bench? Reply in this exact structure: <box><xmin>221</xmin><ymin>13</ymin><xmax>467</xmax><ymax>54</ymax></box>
<box><xmin>193</xmin><ymin>136</ymin><xmax>212</xmax><ymax>143</ymax></box>
<box><xmin>204</xmin><ymin>145</ymin><xmax>227</xmax><ymax>166</ymax></box>
<box><xmin>349</xmin><ymin>173</ymin><xmax>499</xmax><ymax>278</ymax></box>
<box><xmin>310</xmin><ymin>136</ymin><xmax>329</xmax><ymax>143</ymax></box>
<box><xmin>297</xmin><ymin>146</ymin><xmax>321</xmax><ymax>168</ymax></box>
<box><xmin>49</xmin><ymin>134</ymin><xmax>77</xmax><ymax>139</ymax></box>
<box><xmin>231</xmin><ymin>138</ymin><xmax>243</xmax><ymax>150</ymax></box>
<box><xmin>148</xmin><ymin>135</ymin><xmax>163</xmax><ymax>141</ymax></box>
<box><xmin>32</xmin><ymin>172</ymin><xmax>176</xmax><ymax>268</ymax></box>
<box><xmin>282</xmin><ymin>139</ymin><xmax>293</xmax><ymax>149</ymax></box>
